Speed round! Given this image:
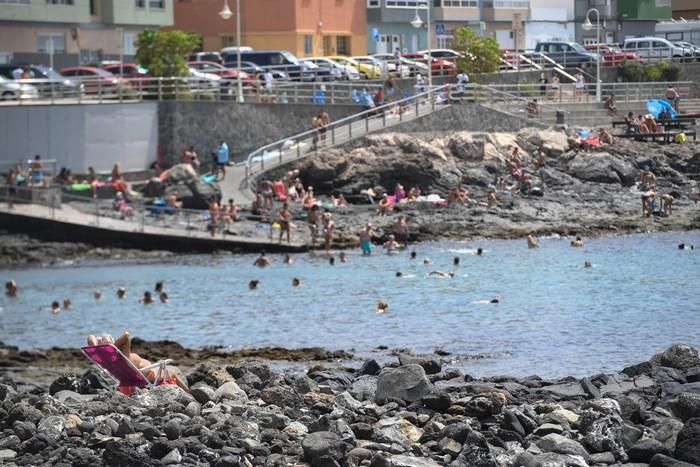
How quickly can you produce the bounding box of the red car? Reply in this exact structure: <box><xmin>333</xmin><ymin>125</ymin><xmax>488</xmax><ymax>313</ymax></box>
<box><xmin>59</xmin><ymin>66</ymin><xmax>126</xmax><ymax>94</ymax></box>
<box><xmin>584</xmin><ymin>44</ymin><xmax>641</xmax><ymax>66</ymax></box>
<box><xmin>402</xmin><ymin>53</ymin><xmax>456</xmax><ymax>75</ymax></box>
<box><xmin>102</xmin><ymin>63</ymin><xmax>150</xmax><ymax>79</ymax></box>
<box><xmin>187</xmin><ymin>61</ymin><xmax>257</xmax><ymax>91</ymax></box>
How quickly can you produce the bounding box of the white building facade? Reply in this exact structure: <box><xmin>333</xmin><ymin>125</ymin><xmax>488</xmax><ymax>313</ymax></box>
<box><xmin>524</xmin><ymin>0</ymin><xmax>576</xmax><ymax>49</ymax></box>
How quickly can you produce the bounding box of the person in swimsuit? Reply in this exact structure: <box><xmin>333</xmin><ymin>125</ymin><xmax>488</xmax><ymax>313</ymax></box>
<box><xmin>249</xmin><ymin>280</ymin><xmax>259</xmax><ymax>290</ymax></box>
<box><xmin>51</xmin><ymin>301</ymin><xmax>60</xmax><ymax>313</ymax></box>
<box><xmin>393</xmin><ymin>216</ymin><xmax>409</xmax><ymax>245</ymax></box>
<box><xmin>376</xmin><ymin>301</ymin><xmax>389</xmax><ymax>314</ymax></box>
<box><xmin>307</xmin><ymin>204</ymin><xmax>320</xmax><ymax>247</ymax></box>
<box><xmin>159</xmin><ymin>292</ymin><xmax>169</xmax><ymax>303</ymax></box>
<box><xmin>284</xmin><ymin>254</ymin><xmax>293</xmax><ymax>265</ymax></box>
<box><xmin>359</xmin><ymin>223</ymin><xmax>376</xmax><ymax>256</ymax></box>
<box><xmin>570</xmin><ymin>236</ymin><xmax>584</xmax><ymax>247</ymax></box>
<box><xmin>410</xmin><ymin>250</ymin><xmax>417</xmax><ymax>260</ymax></box>
<box><xmin>278</xmin><ymin>202</ymin><xmax>291</xmax><ymax>244</ymax></box>
<box><xmin>584</xmin><ymin>261</ymin><xmax>592</xmax><ymax>268</ymax></box>
<box><xmin>117</xmin><ymin>287</ymin><xmax>126</xmax><ymax>299</ymax></box>
<box><xmin>254</xmin><ymin>252</ymin><xmax>271</xmax><ymax>267</ymax></box>
<box><xmin>87</xmin><ymin>332</ymin><xmax>188</xmax><ymax>390</ymax></box>
<box><xmin>292</xmin><ymin>277</ymin><xmax>301</xmax><ymax>287</ymax></box>
<box><xmin>527</xmin><ymin>234</ymin><xmax>540</xmax><ymax>249</ymax></box>
<box><xmin>323</xmin><ymin>212</ymin><xmax>335</xmax><ymax>254</ymax></box>
<box><xmin>453</xmin><ymin>257</ymin><xmax>460</xmax><ymax>266</ymax></box>
<box><xmin>476</xmin><ymin>248</ymin><xmax>483</xmax><ymax>256</ymax></box>
<box><xmin>63</xmin><ymin>299</ymin><xmax>72</xmax><ymax>309</ymax></box>
<box><xmin>383</xmin><ymin>234</ymin><xmax>401</xmax><ymax>253</ymax></box>
<box><xmin>339</xmin><ymin>252</ymin><xmax>347</xmax><ymax>263</ymax></box>
<box><xmin>329</xmin><ymin>256</ymin><xmax>335</xmax><ymax>266</ymax></box>
<box><xmin>140</xmin><ymin>291</ymin><xmax>154</xmax><ymax>305</ymax></box>
<box><xmin>5</xmin><ymin>279</ymin><xmax>17</xmax><ymax>297</ymax></box>
<box><xmin>93</xmin><ymin>290</ymin><xmax>102</xmax><ymax>301</ymax></box>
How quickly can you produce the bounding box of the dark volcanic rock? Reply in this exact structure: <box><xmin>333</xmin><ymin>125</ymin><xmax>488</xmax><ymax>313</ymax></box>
<box><xmin>675</xmin><ymin>417</ymin><xmax>700</xmax><ymax>463</ymax></box>
<box><xmin>375</xmin><ymin>365</ymin><xmax>433</xmax><ymax>404</ymax></box>
<box><xmin>628</xmin><ymin>438</ymin><xmax>670</xmax><ymax>462</ymax></box>
<box><xmin>652</xmin><ymin>345</ymin><xmax>700</xmax><ymax>371</ymax></box>
<box><xmin>302</xmin><ymin>431</ymin><xmax>347</xmax><ymax>465</ymax></box>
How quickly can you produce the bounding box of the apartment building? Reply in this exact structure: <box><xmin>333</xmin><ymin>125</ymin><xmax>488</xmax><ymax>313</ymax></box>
<box><xmin>574</xmin><ymin>0</ymin><xmax>672</xmax><ymax>45</ymax></box>
<box><xmin>168</xmin><ymin>0</ymin><xmax>367</xmax><ymax>58</ymax></box>
<box><xmin>672</xmin><ymin>0</ymin><xmax>700</xmax><ymax>20</ymax></box>
<box><xmin>0</xmin><ymin>0</ymin><xmax>174</xmax><ymax>66</ymax></box>
<box><xmin>525</xmin><ymin>0</ymin><xmax>576</xmax><ymax>49</ymax></box>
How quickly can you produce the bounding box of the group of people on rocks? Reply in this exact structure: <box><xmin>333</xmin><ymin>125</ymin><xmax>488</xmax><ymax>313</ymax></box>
<box><xmin>639</xmin><ymin>165</ymin><xmax>676</xmax><ymax>218</ymax></box>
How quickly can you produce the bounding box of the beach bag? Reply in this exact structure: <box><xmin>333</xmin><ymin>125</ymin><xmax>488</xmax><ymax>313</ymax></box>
<box><xmin>674</xmin><ymin>132</ymin><xmax>687</xmax><ymax>144</ymax></box>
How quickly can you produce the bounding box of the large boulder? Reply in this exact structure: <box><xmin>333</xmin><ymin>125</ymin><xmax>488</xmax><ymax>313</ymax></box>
<box><xmin>568</xmin><ymin>152</ymin><xmax>637</xmax><ymax>185</ymax></box>
<box><xmin>375</xmin><ymin>365</ymin><xmax>433</xmax><ymax>404</ymax></box>
<box><xmin>675</xmin><ymin>417</ymin><xmax>700</xmax><ymax>463</ymax></box>
<box><xmin>301</xmin><ymin>431</ymin><xmax>347</xmax><ymax>466</ymax></box>
<box><xmin>652</xmin><ymin>345</ymin><xmax>700</xmax><ymax>371</ymax></box>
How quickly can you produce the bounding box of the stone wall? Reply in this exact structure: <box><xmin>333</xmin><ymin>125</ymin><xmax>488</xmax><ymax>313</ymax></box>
<box><xmin>376</xmin><ymin>102</ymin><xmax>548</xmax><ymax>136</ymax></box>
<box><xmin>158</xmin><ymin>102</ymin><xmax>364</xmax><ymax>166</ymax></box>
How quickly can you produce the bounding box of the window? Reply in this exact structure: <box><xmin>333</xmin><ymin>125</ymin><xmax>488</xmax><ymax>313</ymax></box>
<box><xmin>666</xmin><ymin>32</ymin><xmax>683</xmax><ymax>41</ymax></box>
<box><xmin>336</xmin><ymin>36</ymin><xmax>349</xmax><ymax>55</ymax></box>
<box><xmin>367</xmin><ymin>0</ymin><xmax>379</xmax><ymax>6</ymax></box>
<box><xmin>386</xmin><ymin>0</ymin><xmax>423</xmax><ymax>8</ymax></box>
<box><xmin>304</xmin><ymin>35</ymin><xmax>313</xmax><ymax>55</ymax></box>
<box><xmin>149</xmin><ymin>0</ymin><xmax>164</xmax><ymax>8</ymax></box>
<box><xmin>441</xmin><ymin>0</ymin><xmax>478</xmax><ymax>6</ymax></box>
<box><xmin>491</xmin><ymin>0</ymin><xmax>528</xmax><ymax>7</ymax></box>
<box><xmin>123</xmin><ymin>32</ymin><xmax>136</xmax><ymax>55</ymax></box>
<box><xmin>135</xmin><ymin>0</ymin><xmax>145</xmax><ymax>7</ymax></box>
<box><xmin>46</xmin><ymin>0</ymin><xmax>74</xmax><ymax>4</ymax></box>
<box><xmin>37</xmin><ymin>33</ymin><xmax>66</xmax><ymax>53</ymax></box>
<box><xmin>89</xmin><ymin>0</ymin><xmax>95</xmax><ymax>15</ymax></box>
<box><xmin>0</xmin><ymin>0</ymin><xmax>31</xmax><ymax>4</ymax></box>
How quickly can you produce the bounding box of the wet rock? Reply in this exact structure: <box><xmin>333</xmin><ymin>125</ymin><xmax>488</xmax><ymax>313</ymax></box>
<box><xmin>650</xmin><ymin>453</ymin><xmax>700</xmax><ymax>467</ymax></box>
<box><xmin>670</xmin><ymin>392</ymin><xmax>700</xmax><ymax>422</ymax></box>
<box><xmin>398</xmin><ymin>354</ymin><xmax>442</xmax><ymax>375</ymax></box>
<box><xmin>359</xmin><ymin>359</ymin><xmax>382</xmax><ymax>376</ymax></box>
<box><xmin>628</xmin><ymin>438</ymin><xmax>670</xmax><ymax>462</ymax></box>
<box><xmin>215</xmin><ymin>381</ymin><xmax>248</xmax><ymax>401</ymax></box>
<box><xmin>161</xmin><ymin>448</ymin><xmax>182</xmax><ymax>465</ymax></box>
<box><xmin>537</xmin><ymin>381</ymin><xmax>587</xmax><ymax>400</ymax></box>
<box><xmin>652</xmin><ymin>345</ymin><xmax>700</xmax><ymax>371</ymax></box>
<box><xmin>514</xmin><ymin>451</ymin><xmax>541</xmax><ymax>467</ymax></box>
<box><xmin>293</xmin><ymin>375</ymin><xmax>320</xmax><ymax>395</ymax></box>
<box><xmin>376</xmin><ymin>365</ymin><xmax>433</xmax><ymax>404</ymax></box>
<box><xmin>464</xmin><ymin>392</ymin><xmax>506</xmax><ymax>419</ymax></box>
<box><xmin>675</xmin><ymin>417</ymin><xmax>700</xmax><ymax>463</ymax></box>
<box><xmin>533</xmin><ymin>423</ymin><xmax>564</xmax><ymax>436</ymax></box>
<box><xmin>0</xmin><ymin>449</ymin><xmax>17</xmax><ymax>461</ymax></box>
<box><xmin>163</xmin><ymin>419</ymin><xmax>182</xmax><ymax>440</ymax></box>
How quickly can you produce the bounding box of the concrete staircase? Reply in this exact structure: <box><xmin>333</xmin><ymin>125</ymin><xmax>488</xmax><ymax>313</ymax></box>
<box><xmin>489</xmin><ymin>98</ymin><xmax>700</xmax><ymax>128</ymax></box>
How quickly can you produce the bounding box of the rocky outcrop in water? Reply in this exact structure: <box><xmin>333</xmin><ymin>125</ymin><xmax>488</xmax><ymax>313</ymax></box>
<box><xmin>2</xmin><ymin>344</ymin><xmax>700</xmax><ymax>466</ymax></box>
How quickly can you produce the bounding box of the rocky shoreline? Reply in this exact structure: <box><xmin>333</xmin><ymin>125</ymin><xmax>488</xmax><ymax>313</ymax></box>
<box><xmin>1</xmin><ymin>342</ymin><xmax>700</xmax><ymax>466</ymax></box>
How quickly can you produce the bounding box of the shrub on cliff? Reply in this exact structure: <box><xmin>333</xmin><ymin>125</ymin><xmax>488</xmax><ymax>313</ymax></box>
<box><xmin>452</xmin><ymin>27</ymin><xmax>502</xmax><ymax>75</ymax></box>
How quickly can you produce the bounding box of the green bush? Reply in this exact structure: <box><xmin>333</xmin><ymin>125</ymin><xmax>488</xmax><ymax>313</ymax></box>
<box><xmin>618</xmin><ymin>59</ymin><xmax>644</xmax><ymax>82</ymax></box>
<box><xmin>618</xmin><ymin>59</ymin><xmax>683</xmax><ymax>82</ymax></box>
<box><xmin>659</xmin><ymin>61</ymin><xmax>682</xmax><ymax>81</ymax></box>
<box><xmin>644</xmin><ymin>63</ymin><xmax>662</xmax><ymax>82</ymax></box>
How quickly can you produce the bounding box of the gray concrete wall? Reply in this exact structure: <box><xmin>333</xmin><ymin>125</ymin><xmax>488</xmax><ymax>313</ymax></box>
<box><xmin>158</xmin><ymin>102</ymin><xmax>364</xmax><ymax>166</ymax></box>
<box><xmin>376</xmin><ymin>102</ymin><xmax>548</xmax><ymax>135</ymax></box>
<box><xmin>0</xmin><ymin>102</ymin><xmax>159</xmax><ymax>173</ymax></box>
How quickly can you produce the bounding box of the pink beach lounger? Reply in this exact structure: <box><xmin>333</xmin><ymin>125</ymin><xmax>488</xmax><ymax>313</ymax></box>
<box><xmin>82</xmin><ymin>343</ymin><xmax>173</xmax><ymax>393</ymax></box>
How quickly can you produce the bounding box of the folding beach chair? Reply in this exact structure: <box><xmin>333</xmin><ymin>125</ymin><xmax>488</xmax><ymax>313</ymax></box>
<box><xmin>81</xmin><ymin>343</ymin><xmax>173</xmax><ymax>394</ymax></box>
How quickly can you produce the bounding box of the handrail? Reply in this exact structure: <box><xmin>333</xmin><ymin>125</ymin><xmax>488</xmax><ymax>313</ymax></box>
<box><xmin>240</xmin><ymin>85</ymin><xmax>450</xmax><ymax>191</ymax></box>
<box><xmin>460</xmin><ymin>82</ymin><xmax>570</xmax><ymax>117</ymax></box>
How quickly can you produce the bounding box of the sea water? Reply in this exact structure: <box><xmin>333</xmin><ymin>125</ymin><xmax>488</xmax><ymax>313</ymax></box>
<box><xmin>1</xmin><ymin>231</ymin><xmax>699</xmax><ymax>378</ymax></box>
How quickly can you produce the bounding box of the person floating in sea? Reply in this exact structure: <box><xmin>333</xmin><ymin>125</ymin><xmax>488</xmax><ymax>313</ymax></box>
<box><xmin>383</xmin><ymin>234</ymin><xmax>401</xmax><ymax>254</ymax></box>
<box><xmin>5</xmin><ymin>279</ymin><xmax>17</xmax><ymax>297</ymax></box>
<box><xmin>527</xmin><ymin>234</ymin><xmax>540</xmax><ymax>249</ymax></box>
<box><xmin>249</xmin><ymin>280</ymin><xmax>259</xmax><ymax>290</ymax></box>
<box><xmin>117</xmin><ymin>287</ymin><xmax>126</xmax><ymax>300</ymax></box>
<box><xmin>140</xmin><ymin>291</ymin><xmax>154</xmax><ymax>305</ymax></box>
<box><xmin>155</xmin><ymin>281</ymin><xmax>165</xmax><ymax>293</ymax></box>
<box><xmin>254</xmin><ymin>252</ymin><xmax>272</xmax><ymax>267</ymax></box>
<box><xmin>339</xmin><ymin>252</ymin><xmax>347</xmax><ymax>263</ymax></box>
<box><xmin>63</xmin><ymin>299</ymin><xmax>72</xmax><ymax>310</ymax></box>
<box><xmin>423</xmin><ymin>257</ymin><xmax>431</xmax><ymax>265</ymax></box>
<box><xmin>159</xmin><ymin>292</ymin><xmax>169</xmax><ymax>304</ymax></box>
<box><xmin>292</xmin><ymin>277</ymin><xmax>301</xmax><ymax>287</ymax></box>
<box><xmin>584</xmin><ymin>261</ymin><xmax>592</xmax><ymax>268</ymax></box>
<box><xmin>50</xmin><ymin>301</ymin><xmax>60</xmax><ymax>313</ymax></box>
<box><xmin>329</xmin><ymin>256</ymin><xmax>335</xmax><ymax>266</ymax></box>
<box><xmin>428</xmin><ymin>271</ymin><xmax>455</xmax><ymax>278</ymax></box>
<box><xmin>283</xmin><ymin>254</ymin><xmax>293</xmax><ymax>265</ymax></box>
<box><xmin>395</xmin><ymin>271</ymin><xmax>403</xmax><ymax>277</ymax></box>
<box><xmin>453</xmin><ymin>257</ymin><xmax>460</xmax><ymax>266</ymax></box>
<box><xmin>472</xmin><ymin>295</ymin><xmax>500</xmax><ymax>304</ymax></box>
<box><xmin>93</xmin><ymin>290</ymin><xmax>102</xmax><ymax>301</ymax></box>
<box><xmin>410</xmin><ymin>250</ymin><xmax>417</xmax><ymax>260</ymax></box>
<box><xmin>86</xmin><ymin>332</ymin><xmax>188</xmax><ymax>390</ymax></box>
<box><xmin>376</xmin><ymin>301</ymin><xmax>389</xmax><ymax>314</ymax></box>
<box><xmin>476</xmin><ymin>248</ymin><xmax>483</xmax><ymax>256</ymax></box>
<box><xmin>678</xmin><ymin>241</ymin><xmax>694</xmax><ymax>250</ymax></box>
<box><xmin>570</xmin><ymin>236</ymin><xmax>584</xmax><ymax>247</ymax></box>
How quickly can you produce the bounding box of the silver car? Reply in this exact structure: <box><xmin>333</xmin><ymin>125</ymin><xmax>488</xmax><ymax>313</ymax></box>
<box><xmin>0</xmin><ymin>75</ymin><xmax>38</xmax><ymax>100</ymax></box>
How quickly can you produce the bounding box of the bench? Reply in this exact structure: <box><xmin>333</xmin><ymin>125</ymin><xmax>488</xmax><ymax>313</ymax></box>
<box><xmin>617</xmin><ymin>130</ymin><xmax>696</xmax><ymax>143</ymax></box>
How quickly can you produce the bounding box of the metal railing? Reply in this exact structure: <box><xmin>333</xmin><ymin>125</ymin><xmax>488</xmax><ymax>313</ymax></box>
<box><xmin>0</xmin><ymin>77</ymin><xmax>388</xmax><ymax>106</ymax></box>
<box><xmin>0</xmin><ymin>184</ymin><xmax>243</xmax><ymax>240</ymax></box>
<box><xmin>241</xmin><ymin>85</ymin><xmax>451</xmax><ymax>191</ymax></box>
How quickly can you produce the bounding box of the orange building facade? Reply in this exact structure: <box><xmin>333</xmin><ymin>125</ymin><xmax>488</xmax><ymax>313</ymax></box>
<box><xmin>168</xmin><ymin>0</ymin><xmax>367</xmax><ymax>58</ymax></box>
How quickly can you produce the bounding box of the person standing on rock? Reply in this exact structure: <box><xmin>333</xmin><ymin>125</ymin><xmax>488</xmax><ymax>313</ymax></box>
<box><xmin>215</xmin><ymin>141</ymin><xmax>229</xmax><ymax>180</ymax></box>
<box><xmin>278</xmin><ymin>202</ymin><xmax>292</xmax><ymax>244</ymax></box>
<box><xmin>322</xmin><ymin>212</ymin><xmax>335</xmax><ymax>254</ymax></box>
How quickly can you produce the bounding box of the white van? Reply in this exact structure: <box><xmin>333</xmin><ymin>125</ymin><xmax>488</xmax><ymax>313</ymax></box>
<box><xmin>622</xmin><ymin>37</ymin><xmax>690</xmax><ymax>62</ymax></box>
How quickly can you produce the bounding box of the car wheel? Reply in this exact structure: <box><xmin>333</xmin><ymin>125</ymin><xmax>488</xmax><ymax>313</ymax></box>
<box><xmin>1</xmin><ymin>91</ymin><xmax>16</xmax><ymax>101</ymax></box>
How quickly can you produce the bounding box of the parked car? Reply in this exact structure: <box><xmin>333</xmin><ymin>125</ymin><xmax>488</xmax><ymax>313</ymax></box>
<box><xmin>298</xmin><ymin>60</ymin><xmax>338</xmax><ymax>81</ymax></box>
<box><xmin>188</xmin><ymin>51</ymin><xmax>223</xmax><ymax>64</ymax></box>
<box><xmin>673</xmin><ymin>41</ymin><xmax>700</xmax><ymax>60</ymax></box>
<box><xmin>220</xmin><ymin>46</ymin><xmax>254</xmax><ymax>64</ymax></box>
<box><xmin>189</xmin><ymin>61</ymin><xmax>258</xmax><ymax>94</ymax></box>
<box><xmin>304</xmin><ymin>57</ymin><xmax>360</xmax><ymax>80</ymax></box>
<box><xmin>0</xmin><ymin>75</ymin><xmax>39</xmax><ymax>100</ymax></box>
<box><xmin>224</xmin><ymin>60</ymin><xmax>288</xmax><ymax>81</ymax></box>
<box><xmin>401</xmin><ymin>53</ymin><xmax>456</xmax><ymax>75</ymax></box>
<box><xmin>583</xmin><ymin>44</ymin><xmax>641</xmax><ymax>66</ymax></box>
<box><xmin>622</xmin><ymin>37</ymin><xmax>690</xmax><ymax>62</ymax></box>
<box><xmin>59</xmin><ymin>66</ymin><xmax>126</xmax><ymax>95</ymax></box>
<box><xmin>350</xmin><ymin>56</ymin><xmax>386</xmax><ymax>78</ymax></box>
<box><xmin>534</xmin><ymin>41</ymin><xmax>597</xmax><ymax>67</ymax></box>
<box><xmin>0</xmin><ymin>64</ymin><xmax>83</xmax><ymax>97</ymax></box>
<box><xmin>326</xmin><ymin>56</ymin><xmax>381</xmax><ymax>79</ymax></box>
<box><xmin>371</xmin><ymin>54</ymin><xmax>415</xmax><ymax>77</ymax></box>
<box><xmin>238</xmin><ymin>50</ymin><xmax>312</xmax><ymax>81</ymax></box>
<box><xmin>102</xmin><ymin>63</ymin><xmax>150</xmax><ymax>79</ymax></box>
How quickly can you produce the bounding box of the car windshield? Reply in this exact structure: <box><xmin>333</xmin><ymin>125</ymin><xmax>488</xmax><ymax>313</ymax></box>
<box><xmin>281</xmin><ymin>51</ymin><xmax>299</xmax><ymax>65</ymax></box>
<box><xmin>570</xmin><ymin>43</ymin><xmax>586</xmax><ymax>53</ymax></box>
<box><xmin>34</xmin><ymin>66</ymin><xmax>62</xmax><ymax>80</ymax></box>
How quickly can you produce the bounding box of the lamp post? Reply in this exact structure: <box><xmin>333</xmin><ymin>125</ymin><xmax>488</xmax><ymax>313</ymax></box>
<box><xmin>219</xmin><ymin>0</ymin><xmax>243</xmax><ymax>103</ymax></box>
<box><xmin>410</xmin><ymin>2</ymin><xmax>432</xmax><ymax>91</ymax></box>
<box><xmin>582</xmin><ymin>8</ymin><xmax>600</xmax><ymax>102</ymax></box>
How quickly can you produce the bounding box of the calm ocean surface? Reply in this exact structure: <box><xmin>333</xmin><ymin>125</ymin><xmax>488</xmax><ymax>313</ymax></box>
<box><xmin>2</xmin><ymin>231</ymin><xmax>699</xmax><ymax>378</ymax></box>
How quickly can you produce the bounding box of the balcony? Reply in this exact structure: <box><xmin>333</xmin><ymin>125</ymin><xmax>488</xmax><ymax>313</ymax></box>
<box><xmin>482</xmin><ymin>0</ymin><xmax>529</xmax><ymax>22</ymax></box>
<box><xmin>433</xmin><ymin>0</ymin><xmax>480</xmax><ymax>22</ymax></box>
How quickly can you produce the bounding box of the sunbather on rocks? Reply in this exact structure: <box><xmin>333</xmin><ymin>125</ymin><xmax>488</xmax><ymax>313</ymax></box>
<box><xmin>87</xmin><ymin>331</ymin><xmax>188</xmax><ymax>391</ymax></box>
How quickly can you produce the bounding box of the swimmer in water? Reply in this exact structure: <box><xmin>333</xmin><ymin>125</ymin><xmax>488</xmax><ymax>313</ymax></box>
<box><xmin>329</xmin><ymin>256</ymin><xmax>335</xmax><ymax>266</ymax></box>
<box><xmin>93</xmin><ymin>290</ymin><xmax>102</xmax><ymax>301</ymax></box>
<box><xmin>527</xmin><ymin>234</ymin><xmax>540</xmax><ymax>249</ymax></box>
<box><xmin>472</xmin><ymin>295</ymin><xmax>500</xmax><ymax>304</ymax></box>
<box><xmin>376</xmin><ymin>300</ymin><xmax>389</xmax><ymax>314</ymax></box>
<box><xmin>383</xmin><ymin>234</ymin><xmax>401</xmax><ymax>253</ymax></box>
<box><xmin>423</xmin><ymin>257</ymin><xmax>431</xmax><ymax>265</ymax></box>
<box><xmin>428</xmin><ymin>270</ymin><xmax>455</xmax><ymax>278</ymax></box>
<box><xmin>339</xmin><ymin>252</ymin><xmax>347</xmax><ymax>263</ymax></box>
<box><xmin>584</xmin><ymin>261</ymin><xmax>592</xmax><ymax>268</ymax></box>
<box><xmin>254</xmin><ymin>252</ymin><xmax>271</xmax><ymax>267</ymax></box>
<box><xmin>159</xmin><ymin>292</ymin><xmax>169</xmax><ymax>303</ymax></box>
<box><xmin>678</xmin><ymin>241</ymin><xmax>694</xmax><ymax>250</ymax></box>
<box><xmin>476</xmin><ymin>247</ymin><xmax>483</xmax><ymax>256</ymax></box>
<box><xmin>570</xmin><ymin>236</ymin><xmax>584</xmax><ymax>247</ymax></box>
<box><xmin>155</xmin><ymin>281</ymin><xmax>164</xmax><ymax>293</ymax></box>
<box><xmin>410</xmin><ymin>250</ymin><xmax>417</xmax><ymax>260</ymax></box>
<box><xmin>284</xmin><ymin>254</ymin><xmax>293</xmax><ymax>265</ymax></box>
<box><xmin>51</xmin><ymin>301</ymin><xmax>60</xmax><ymax>313</ymax></box>
<box><xmin>63</xmin><ymin>299</ymin><xmax>72</xmax><ymax>309</ymax></box>
<box><xmin>396</xmin><ymin>271</ymin><xmax>403</xmax><ymax>277</ymax></box>
<box><xmin>292</xmin><ymin>277</ymin><xmax>301</xmax><ymax>287</ymax></box>
<box><xmin>5</xmin><ymin>279</ymin><xmax>17</xmax><ymax>297</ymax></box>
<box><xmin>249</xmin><ymin>280</ymin><xmax>259</xmax><ymax>290</ymax></box>
<box><xmin>140</xmin><ymin>291</ymin><xmax>154</xmax><ymax>304</ymax></box>
<box><xmin>453</xmin><ymin>257</ymin><xmax>460</xmax><ymax>266</ymax></box>
<box><xmin>117</xmin><ymin>287</ymin><xmax>126</xmax><ymax>300</ymax></box>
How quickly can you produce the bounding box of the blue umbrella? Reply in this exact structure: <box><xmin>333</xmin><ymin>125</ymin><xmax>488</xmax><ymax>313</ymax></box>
<box><xmin>646</xmin><ymin>99</ymin><xmax>676</xmax><ymax>119</ymax></box>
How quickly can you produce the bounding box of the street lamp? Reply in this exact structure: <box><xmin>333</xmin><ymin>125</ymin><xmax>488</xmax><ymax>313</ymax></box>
<box><xmin>582</xmin><ymin>8</ymin><xmax>601</xmax><ymax>101</ymax></box>
<box><xmin>219</xmin><ymin>0</ymin><xmax>243</xmax><ymax>103</ymax></box>
<box><xmin>410</xmin><ymin>3</ymin><xmax>432</xmax><ymax>92</ymax></box>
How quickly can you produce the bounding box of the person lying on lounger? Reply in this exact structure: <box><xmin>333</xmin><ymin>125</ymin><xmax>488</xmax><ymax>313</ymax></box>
<box><xmin>87</xmin><ymin>331</ymin><xmax>188</xmax><ymax>391</ymax></box>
